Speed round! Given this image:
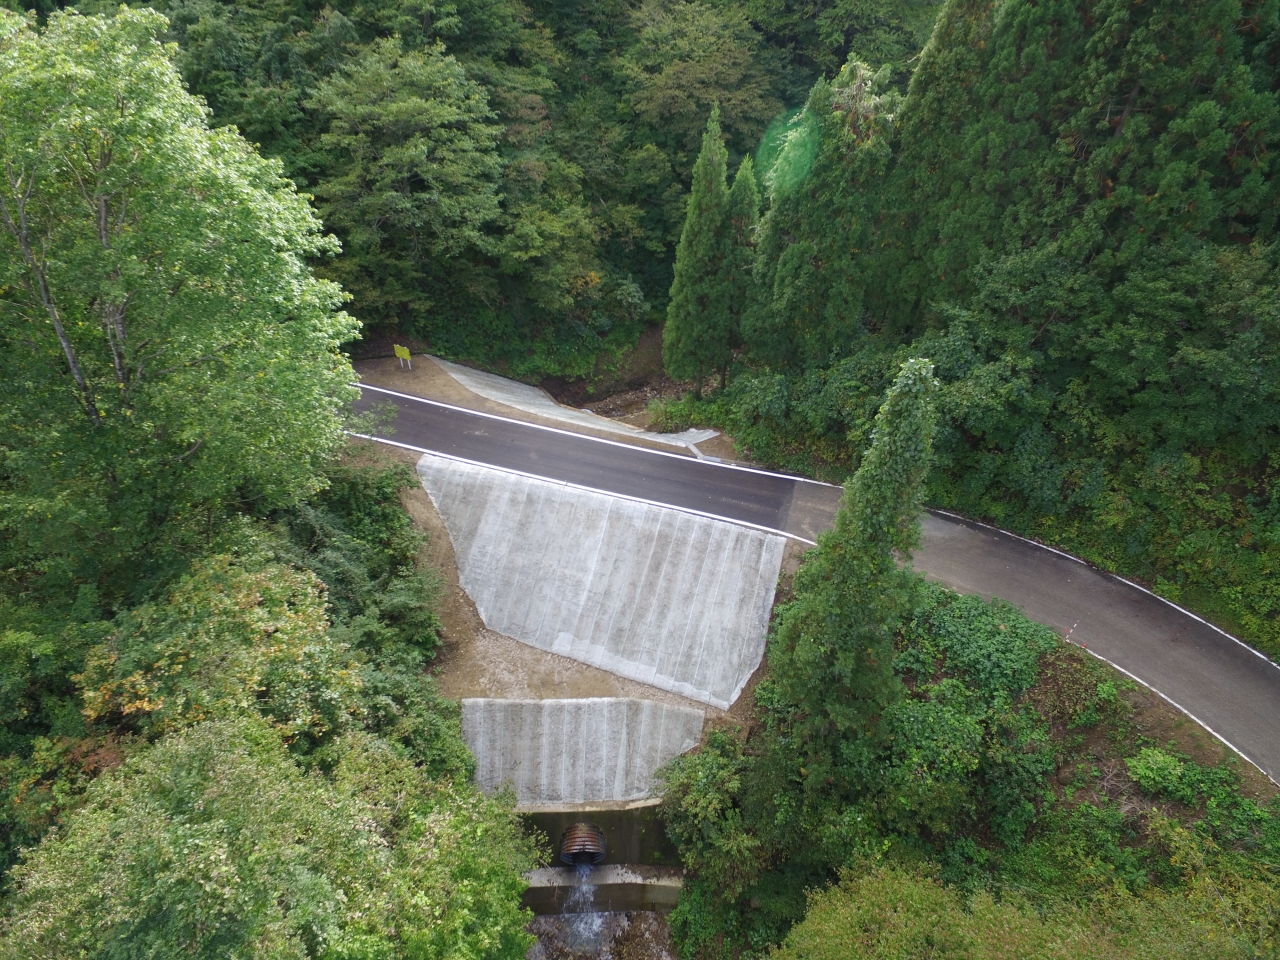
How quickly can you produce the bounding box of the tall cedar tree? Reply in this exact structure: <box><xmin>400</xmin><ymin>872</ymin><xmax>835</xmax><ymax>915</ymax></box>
<box><xmin>766</xmin><ymin>359</ymin><xmax>938</xmax><ymax>753</ymax></box>
<box><xmin>740</xmin><ymin>0</ymin><xmax>1280</xmax><ymax>654</ymax></box>
<box><xmin>721</xmin><ymin>156</ymin><xmax>760</xmax><ymax>386</ymax></box>
<box><xmin>746</xmin><ymin>59</ymin><xmax>897</xmax><ymax>369</ymax></box>
<box><xmin>664</xmin><ymin>107</ymin><xmax>731</xmax><ymax>395</ymax></box>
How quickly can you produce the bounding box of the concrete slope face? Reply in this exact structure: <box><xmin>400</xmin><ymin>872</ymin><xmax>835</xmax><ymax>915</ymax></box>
<box><xmin>463</xmin><ymin>698</ymin><xmax>705</xmax><ymax>805</ymax></box>
<box><xmin>418</xmin><ymin>453</ymin><xmax>786</xmax><ymax>709</ymax></box>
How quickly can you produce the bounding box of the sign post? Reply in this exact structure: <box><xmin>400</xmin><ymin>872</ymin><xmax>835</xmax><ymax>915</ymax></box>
<box><xmin>393</xmin><ymin>344</ymin><xmax>412</xmax><ymax>370</ymax></box>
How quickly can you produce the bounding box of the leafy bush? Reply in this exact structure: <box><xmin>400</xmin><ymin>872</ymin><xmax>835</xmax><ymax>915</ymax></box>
<box><xmin>78</xmin><ymin>557</ymin><xmax>361</xmax><ymax>747</ymax></box>
<box><xmin>770</xmin><ymin>863</ymin><xmax>1254</xmax><ymax>960</ymax></box>
<box><xmin>0</xmin><ymin>457</ymin><xmax>471</xmax><ymax>886</ymax></box>
<box><xmin>0</xmin><ymin>719</ymin><xmax>540</xmax><ymax>960</ymax></box>
<box><xmin>896</xmin><ymin>586</ymin><xmax>1059</xmax><ymax>705</ymax></box>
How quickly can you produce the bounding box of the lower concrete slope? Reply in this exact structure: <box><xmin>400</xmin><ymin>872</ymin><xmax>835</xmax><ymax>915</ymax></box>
<box><xmin>462</xmin><ymin>697</ymin><xmax>705</xmax><ymax>805</ymax></box>
<box><xmin>419</xmin><ymin>453</ymin><xmax>785</xmax><ymax>709</ymax></box>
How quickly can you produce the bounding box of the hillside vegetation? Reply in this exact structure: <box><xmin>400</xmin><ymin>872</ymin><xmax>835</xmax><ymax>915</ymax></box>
<box><xmin>0</xmin><ymin>12</ymin><xmax>536</xmax><ymax>956</ymax></box>
<box><xmin>677</xmin><ymin>0</ymin><xmax>1280</xmax><ymax>657</ymax></box>
<box><xmin>3</xmin><ymin>1</ymin><xmax>1279</xmax><ymax>958</ymax></box>
<box><xmin>49</xmin><ymin>0</ymin><xmax>941</xmax><ymax>379</ymax></box>
<box><xmin>659</xmin><ymin>361</ymin><xmax>1280</xmax><ymax>959</ymax></box>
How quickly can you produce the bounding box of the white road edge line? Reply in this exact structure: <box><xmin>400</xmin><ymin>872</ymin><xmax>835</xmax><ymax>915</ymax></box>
<box><xmin>1066</xmin><ymin>639</ymin><xmax>1279</xmax><ymax>787</ymax></box>
<box><xmin>928</xmin><ymin>507</ymin><xmax>1280</xmax><ymax>672</ymax></box>
<box><xmin>358</xmin><ymin>382</ymin><xmax>841</xmax><ymax>488</ymax></box>
<box><xmin>928</xmin><ymin>507</ymin><xmax>1088</xmax><ymax>566</ymax></box>
<box><xmin>350</xmin><ymin>433</ymin><xmax>818</xmax><ymax>546</ymax></box>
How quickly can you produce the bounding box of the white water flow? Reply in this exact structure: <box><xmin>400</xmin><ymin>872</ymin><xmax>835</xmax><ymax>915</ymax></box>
<box><xmin>564</xmin><ymin>863</ymin><xmax>605</xmax><ymax>954</ymax></box>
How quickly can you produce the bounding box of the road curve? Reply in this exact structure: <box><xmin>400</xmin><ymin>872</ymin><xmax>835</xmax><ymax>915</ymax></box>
<box><xmin>356</xmin><ymin>385</ymin><xmax>1280</xmax><ymax>781</ymax></box>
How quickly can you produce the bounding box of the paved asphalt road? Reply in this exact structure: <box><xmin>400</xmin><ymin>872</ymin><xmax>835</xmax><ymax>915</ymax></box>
<box><xmin>356</xmin><ymin>385</ymin><xmax>1280</xmax><ymax>781</ymax></box>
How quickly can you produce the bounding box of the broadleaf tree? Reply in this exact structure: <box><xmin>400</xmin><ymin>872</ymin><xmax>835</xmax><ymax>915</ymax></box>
<box><xmin>0</xmin><ymin>9</ymin><xmax>359</xmax><ymax>594</ymax></box>
<box><xmin>306</xmin><ymin>35</ymin><xmax>504</xmax><ymax>331</ymax></box>
<box><xmin>0</xmin><ymin>718</ymin><xmax>541</xmax><ymax>959</ymax></box>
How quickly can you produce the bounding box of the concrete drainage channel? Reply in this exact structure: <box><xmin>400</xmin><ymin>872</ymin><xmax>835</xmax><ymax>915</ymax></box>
<box><xmin>521</xmin><ymin>803</ymin><xmax>683</xmax><ymax>915</ymax></box>
<box><xmin>413</xmin><ymin>393</ymin><xmax>786</xmax><ymax>934</ymax></box>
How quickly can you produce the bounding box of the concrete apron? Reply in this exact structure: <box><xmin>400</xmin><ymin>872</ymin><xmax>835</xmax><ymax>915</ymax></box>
<box><xmin>524</xmin><ymin>864</ymin><xmax>684</xmax><ymax>915</ymax></box>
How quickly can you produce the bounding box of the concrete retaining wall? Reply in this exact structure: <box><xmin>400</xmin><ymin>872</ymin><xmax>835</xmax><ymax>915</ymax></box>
<box><xmin>462</xmin><ymin>698</ymin><xmax>704</xmax><ymax>805</ymax></box>
<box><xmin>418</xmin><ymin>453</ymin><xmax>785</xmax><ymax>708</ymax></box>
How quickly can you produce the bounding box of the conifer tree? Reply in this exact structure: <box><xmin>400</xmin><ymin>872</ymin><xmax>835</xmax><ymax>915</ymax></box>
<box><xmin>766</xmin><ymin>358</ymin><xmax>938</xmax><ymax>755</ymax></box>
<box><xmin>664</xmin><ymin>106</ymin><xmax>730</xmax><ymax>396</ymax></box>
<box><xmin>720</xmin><ymin>156</ymin><xmax>760</xmax><ymax>387</ymax></box>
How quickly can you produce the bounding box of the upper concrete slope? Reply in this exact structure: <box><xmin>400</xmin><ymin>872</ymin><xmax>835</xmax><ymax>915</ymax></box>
<box><xmin>418</xmin><ymin>452</ymin><xmax>786</xmax><ymax>709</ymax></box>
<box><xmin>462</xmin><ymin>697</ymin><xmax>704</xmax><ymax>805</ymax></box>
<box><xmin>431</xmin><ymin>355</ymin><xmax>717</xmax><ymax>450</ymax></box>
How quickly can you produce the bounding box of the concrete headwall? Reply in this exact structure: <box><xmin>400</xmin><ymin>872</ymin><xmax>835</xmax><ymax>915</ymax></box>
<box><xmin>418</xmin><ymin>453</ymin><xmax>786</xmax><ymax>709</ymax></box>
<box><xmin>462</xmin><ymin>698</ymin><xmax>705</xmax><ymax>805</ymax></box>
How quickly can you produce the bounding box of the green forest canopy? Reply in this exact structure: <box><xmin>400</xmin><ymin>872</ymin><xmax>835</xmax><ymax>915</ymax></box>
<box><xmin>4</xmin><ymin>0</ymin><xmax>1280</xmax><ymax>958</ymax></box>
<box><xmin>721</xmin><ymin>0</ymin><xmax>1280</xmax><ymax>659</ymax></box>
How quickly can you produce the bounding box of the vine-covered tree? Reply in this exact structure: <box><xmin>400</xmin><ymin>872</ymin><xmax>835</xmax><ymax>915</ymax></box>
<box><xmin>766</xmin><ymin>357</ymin><xmax>938</xmax><ymax>751</ymax></box>
<box><xmin>664</xmin><ymin>106</ymin><xmax>730</xmax><ymax>395</ymax></box>
<box><xmin>721</xmin><ymin>155</ymin><xmax>760</xmax><ymax>385</ymax></box>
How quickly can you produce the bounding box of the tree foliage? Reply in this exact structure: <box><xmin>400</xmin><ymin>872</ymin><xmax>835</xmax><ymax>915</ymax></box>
<box><xmin>0</xmin><ymin>719</ymin><xmax>540</xmax><ymax>960</ymax></box>
<box><xmin>622</xmin><ymin>0</ymin><xmax>784</xmax><ymax>155</ymax></box>
<box><xmin>771</xmin><ymin>862</ymin><xmax>1268</xmax><ymax>960</ymax></box>
<box><xmin>730</xmin><ymin>0</ymin><xmax>1280</xmax><ymax>655</ymax></box>
<box><xmin>0</xmin><ymin>8</ymin><xmax>358</xmax><ymax>593</ymax></box>
<box><xmin>766</xmin><ymin>358</ymin><xmax>937</xmax><ymax>746</ymax></box>
<box><xmin>45</xmin><ymin>0</ymin><xmax>941</xmax><ymax>379</ymax></box>
<box><xmin>664</xmin><ymin>107</ymin><xmax>732</xmax><ymax>391</ymax></box>
<box><xmin>307</xmin><ymin>36</ymin><xmax>504</xmax><ymax>330</ymax></box>
<box><xmin>723</xmin><ymin>156</ymin><xmax>760</xmax><ymax>353</ymax></box>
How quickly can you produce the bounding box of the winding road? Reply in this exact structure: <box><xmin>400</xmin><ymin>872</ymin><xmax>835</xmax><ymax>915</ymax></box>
<box><xmin>355</xmin><ymin>383</ymin><xmax>1280</xmax><ymax>782</ymax></box>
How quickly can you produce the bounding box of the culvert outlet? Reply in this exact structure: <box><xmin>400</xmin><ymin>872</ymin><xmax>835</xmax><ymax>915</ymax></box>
<box><xmin>559</xmin><ymin>822</ymin><xmax>606</xmax><ymax>865</ymax></box>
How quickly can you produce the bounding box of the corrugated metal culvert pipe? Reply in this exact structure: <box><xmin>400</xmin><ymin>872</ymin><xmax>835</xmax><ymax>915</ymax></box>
<box><xmin>559</xmin><ymin>822</ymin><xmax>606</xmax><ymax>865</ymax></box>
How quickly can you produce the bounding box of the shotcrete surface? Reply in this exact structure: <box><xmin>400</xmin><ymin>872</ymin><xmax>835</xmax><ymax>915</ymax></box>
<box><xmin>462</xmin><ymin>697</ymin><xmax>705</xmax><ymax>805</ymax></box>
<box><xmin>431</xmin><ymin>355</ymin><xmax>718</xmax><ymax>449</ymax></box>
<box><xmin>418</xmin><ymin>453</ymin><xmax>786</xmax><ymax>709</ymax></box>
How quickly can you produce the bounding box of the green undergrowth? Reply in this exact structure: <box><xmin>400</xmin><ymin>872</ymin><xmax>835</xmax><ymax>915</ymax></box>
<box><xmin>0</xmin><ymin>454</ymin><xmax>540</xmax><ymax>956</ymax></box>
<box><xmin>658</xmin><ymin>579</ymin><xmax>1280</xmax><ymax>959</ymax></box>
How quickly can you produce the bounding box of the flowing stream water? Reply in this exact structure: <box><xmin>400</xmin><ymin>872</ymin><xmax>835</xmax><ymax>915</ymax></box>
<box><xmin>564</xmin><ymin>863</ymin><xmax>605</xmax><ymax>954</ymax></box>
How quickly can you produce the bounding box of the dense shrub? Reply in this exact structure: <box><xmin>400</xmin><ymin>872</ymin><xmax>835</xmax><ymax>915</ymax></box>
<box><xmin>770</xmin><ymin>863</ymin><xmax>1263</xmax><ymax>960</ymax></box>
<box><xmin>0</xmin><ymin>719</ymin><xmax>539</xmax><ymax>959</ymax></box>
